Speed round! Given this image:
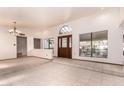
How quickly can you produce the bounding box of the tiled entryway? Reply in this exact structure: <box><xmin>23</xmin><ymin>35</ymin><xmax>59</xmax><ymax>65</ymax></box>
<box><xmin>0</xmin><ymin>57</ymin><xmax>124</xmax><ymax>86</ymax></box>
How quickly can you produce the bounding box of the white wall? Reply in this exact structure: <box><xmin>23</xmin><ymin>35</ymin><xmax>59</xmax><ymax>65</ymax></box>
<box><xmin>27</xmin><ymin>35</ymin><xmax>43</xmax><ymax>56</ymax></box>
<box><xmin>29</xmin><ymin>49</ymin><xmax>53</xmax><ymax>59</ymax></box>
<box><xmin>36</xmin><ymin>29</ymin><xmax>59</xmax><ymax>56</ymax></box>
<box><xmin>27</xmin><ymin>37</ymin><xmax>34</xmax><ymax>56</ymax></box>
<box><xmin>71</xmin><ymin>8</ymin><xmax>123</xmax><ymax>64</ymax></box>
<box><xmin>37</xmin><ymin>8</ymin><xmax>123</xmax><ymax>64</ymax></box>
<box><xmin>0</xmin><ymin>27</ymin><xmax>41</xmax><ymax>60</ymax></box>
<box><xmin>0</xmin><ymin>8</ymin><xmax>123</xmax><ymax>64</ymax></box>
<box><xmin>0</xmin><ymin>27</ymin><xmax>16</xmax><ymax>60</ymax></box>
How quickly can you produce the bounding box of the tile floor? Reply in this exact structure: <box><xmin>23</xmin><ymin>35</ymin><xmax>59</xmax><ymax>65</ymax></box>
<box><xmin>53</xmin><ymin>58</ymin><xmax>124</xmax><ymax>77</ymax></box>
<box><xmin>0</xmin><ymin>57</ymin><xmax>124</xmax><ymax>86</ymax></box>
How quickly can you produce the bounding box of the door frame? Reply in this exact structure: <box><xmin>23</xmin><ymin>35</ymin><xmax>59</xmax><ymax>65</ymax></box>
<box><xmin>16</xmin><ymin>36</ymin><xmax>27</xmax><ymax>58</ymax></box>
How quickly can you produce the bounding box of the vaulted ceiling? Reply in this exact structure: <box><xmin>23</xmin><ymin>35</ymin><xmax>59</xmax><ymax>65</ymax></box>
<box><xmin>0</xmin><ymin>7</ymin><xmax>112</xmax><ymax>33</ymax></box>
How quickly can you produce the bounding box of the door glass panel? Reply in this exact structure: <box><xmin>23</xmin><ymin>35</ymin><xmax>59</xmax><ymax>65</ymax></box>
<box><xmin>69</xmin><ymin>37</ymin><xmax>72</xmax><ymax>48</ymax></box>
<box><xmin>59</xmin><ymin>38</ymin><xmax>61</xmax><ymax>48</ymax></box>
<box><xmin>79</xmin><ymin>33</ymin><xmax>91</xmax><ymax>57</ymax></box>
<box><xmin>62</xmin><ymin>37</ymin><xmax>67</xmax><ymax>48</ymax></box>
<box><xmin>92</xmin><ymin>31</ymin><xmax>108</xmax><ymax>58</ymax></box>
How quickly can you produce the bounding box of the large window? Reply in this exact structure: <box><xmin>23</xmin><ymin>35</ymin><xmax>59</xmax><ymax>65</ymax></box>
<box><xmin>43</xmin><ymin>38</ymin><xmax>54</xmax><ymax>49</ymax></box>
<box><xmin>92</xmin><ymin>31</ymin><xmax>108</xmax><ymax>58</ymax></box>
<box><xmin>79</xmin><ymin>33</ymin><xmax>91</xmax><ymax>57</ymax></box>
<box><xmin>79</xmin><ymin>30</ymin><xmax>108</xmax><ymax>58</ymax></box>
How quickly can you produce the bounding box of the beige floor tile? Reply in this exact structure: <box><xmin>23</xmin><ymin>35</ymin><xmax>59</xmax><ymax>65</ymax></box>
<box><xmin>0</xmin><ymin>57</ymin><xmax>124</xmax><ymax>86</ymax></box>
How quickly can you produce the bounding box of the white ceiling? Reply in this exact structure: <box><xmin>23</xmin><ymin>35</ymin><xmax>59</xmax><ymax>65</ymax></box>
<box><xmin>0</xmin><ymin>7</ymin><xmax>109</xmax><ymax>33</ymax></box>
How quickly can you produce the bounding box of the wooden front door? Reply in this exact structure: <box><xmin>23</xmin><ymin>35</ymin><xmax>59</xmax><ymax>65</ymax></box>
<box><xmin>58</xmin><ymin>35</ymin><xmax>72</xmax><ymax>58</ymax></box>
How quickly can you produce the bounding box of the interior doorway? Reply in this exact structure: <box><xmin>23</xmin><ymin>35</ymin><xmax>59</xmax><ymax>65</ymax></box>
<box><xmin>58</xmin><ymin>35</ymin><xmax>72</xmax><ymax>59</ymax></box>
<box><xmin>17</xmin><ymin>36</ymin><xmax>27</xmax><ymax>58</ymax></box>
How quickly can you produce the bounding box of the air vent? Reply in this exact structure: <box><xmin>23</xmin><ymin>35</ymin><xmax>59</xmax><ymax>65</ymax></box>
<box><xmin>18</xmin><ymin>33</ymin><xmax>25</xmax><ymax>36</ymax></box>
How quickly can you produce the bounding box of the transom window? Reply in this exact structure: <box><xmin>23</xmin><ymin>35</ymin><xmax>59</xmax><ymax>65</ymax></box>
<box><xmin>59</xmin><ymin>25</ymin><xmax>72</xmax><ymax>34</ymax></box>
